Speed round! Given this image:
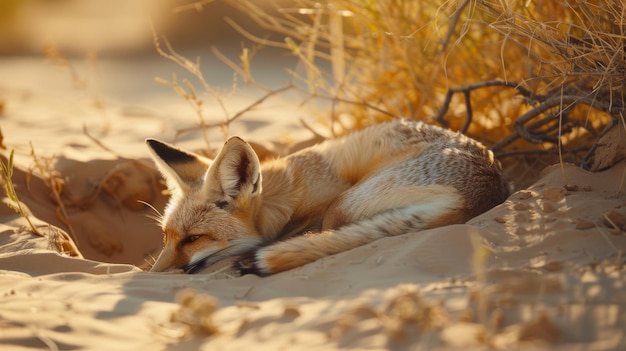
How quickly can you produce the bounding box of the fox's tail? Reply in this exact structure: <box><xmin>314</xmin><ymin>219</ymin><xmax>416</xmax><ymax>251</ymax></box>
<box><xmin>238</xmin><ymin>203</ymin><xmax>461</xmax><ymax>276</ymax></box>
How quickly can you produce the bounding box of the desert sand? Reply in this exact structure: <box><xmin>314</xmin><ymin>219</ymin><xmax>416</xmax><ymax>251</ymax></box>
<box><xmin>1</xmin><ymin>50</ymin><xmax>626</xmax><ymax>351</ymax></box>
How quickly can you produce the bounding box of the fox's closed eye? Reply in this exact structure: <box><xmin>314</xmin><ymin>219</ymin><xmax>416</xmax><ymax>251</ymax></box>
<box><xmin>182</xmin><ymin>235</ymin><xmax>203</xmax><ymax>245</ymax></box>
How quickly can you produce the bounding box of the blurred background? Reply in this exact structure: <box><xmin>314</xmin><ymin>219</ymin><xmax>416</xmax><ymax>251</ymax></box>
<box><xmin>0</xmin><ymin>0</ymin><xmax>299</xmax><ymax>102</ymax></box>
<box><xmin>0</xmin><ymin>0</ymin><xmax>271</xmax><ymax>55</ymax></box>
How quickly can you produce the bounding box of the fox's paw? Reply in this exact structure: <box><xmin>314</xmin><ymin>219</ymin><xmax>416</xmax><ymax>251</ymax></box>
<box><xmin>236</xmin><ymin>241</ymin><xmax>319</xmax><ymax>276</ymax></box>
<box><xmin>236</xmin><ymin>249</ymin><xmax>272</xmax><ymax>277</ymax></box>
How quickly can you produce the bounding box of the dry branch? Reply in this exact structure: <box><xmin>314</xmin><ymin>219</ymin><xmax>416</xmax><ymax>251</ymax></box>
<box><xmin>174</xmin><ymin>84</ymin><xmax>295</xmax><ymax>141</ymax></box>
<box><xmin>434</xmin><ymin>80</ymin><xmax>533</xmax><ymax>133</ymax></box>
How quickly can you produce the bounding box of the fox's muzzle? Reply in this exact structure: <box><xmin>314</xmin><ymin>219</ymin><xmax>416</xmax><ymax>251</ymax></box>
<box><xmin>182</xmin><ymin>242</ymin><xmax>259</xmax><ymax>274</ymax></box>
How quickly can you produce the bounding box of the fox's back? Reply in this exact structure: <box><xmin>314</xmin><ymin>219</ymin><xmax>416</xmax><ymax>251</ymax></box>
<box><xmin>287</xmin><ymin>119</ymin><xmax>509</xmax><ymax>220</ymax></box>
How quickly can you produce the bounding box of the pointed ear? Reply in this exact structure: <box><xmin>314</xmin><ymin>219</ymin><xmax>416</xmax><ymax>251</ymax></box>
<box><xmin>146</xmin><ymin>139</ymin><xmax>211</xmax><ymax>193</ymax></box>
<box><xmin>205</xmin><ymin>137</ymin><xmax>262</xmax><ymax>204</ymax></box>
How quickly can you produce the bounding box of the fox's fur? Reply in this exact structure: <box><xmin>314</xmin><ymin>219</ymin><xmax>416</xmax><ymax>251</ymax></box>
<box><xmin>146</xmin><ymin>119</ymin><xmax>509</xmax><ymax>276</ymax></box>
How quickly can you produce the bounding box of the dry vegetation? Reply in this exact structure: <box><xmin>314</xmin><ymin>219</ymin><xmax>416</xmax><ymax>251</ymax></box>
<box><xmin>166</xmin><ymin>0</ymin><xmax>624</xmax><ymax>187</ymax></box>
<box><xmin>0</xmin><ymin>149</ymin><xmax>41</xmax><ymax>236</ymax></box>
<box><xmin>0</xmin><ymin>148</ymin><xmax>82</xmax><ymax>257</ymax></box>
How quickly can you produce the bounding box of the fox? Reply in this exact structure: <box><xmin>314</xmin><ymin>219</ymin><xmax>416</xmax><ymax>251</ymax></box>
<box><xmin>146</xmin><ymin>119</ymin><xmax>509</xmax><ymax>276</ymax></box>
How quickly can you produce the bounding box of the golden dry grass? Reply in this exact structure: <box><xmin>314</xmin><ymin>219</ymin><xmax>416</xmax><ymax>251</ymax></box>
<box><xmin>201</xmin><ymin>0</ymin><xmax>624</xmax><ymax>166</ymax></box>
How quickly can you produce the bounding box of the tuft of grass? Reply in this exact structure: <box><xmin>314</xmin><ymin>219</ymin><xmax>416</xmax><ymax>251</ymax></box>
<box><xmin>0</xmin><ymin>149</ymin><xmax>43</xmax><ymax>236</ymax></box>
<box><xmin>1</xmin><ymin>148</ymin><xmax>82</xmax><ymax>257</ymax></box>
<box><xmin>27</xmin><ymin>143</ymin><xmax>77</xmax><ymax>242</ymax></box>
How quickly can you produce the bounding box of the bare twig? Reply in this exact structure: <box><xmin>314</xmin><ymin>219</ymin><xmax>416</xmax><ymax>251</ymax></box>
<box><xmin>292</xmin><ymin>85</ymin><xmax>399</xmax><ymax>119</ymax></box>
<box><xmin>438</xmin><ymin>0</ymin><xmax>471</xmax><ymax>54</ymax></box>
<box><xmin>434</xmin><ymin>79</ymin><xmax>623</xmax><ymax>170</ymax></box>
<box><xmin>434</xmin><ymin>80</ymin><xmax>532</xmax><ymax>132</ymax></box>
<box><xmin>174</xmin><ymin>84</ymin><xmax>295</xmax><ymax>139</ymax></box>
<box><xmin>495</xmin><ymin>146</ymin><xmax>589</xmax><ymax>159</ymax></box>
<box><xmin>82</xmin><ymin>125</ymin><xmax>120</xmax><ymax>156</ymax></box>
<box><xmin>491</xmin><ymin>94</ymin><xmax>622</xmax><ymax>153</ymax></box>
<box><xmin>211</xmin><ymin>46</ymin><xmax>256</xmax><ymax>87</ymax></box>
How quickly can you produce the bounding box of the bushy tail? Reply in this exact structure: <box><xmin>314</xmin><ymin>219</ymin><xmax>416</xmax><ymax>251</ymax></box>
<box><xmin>239</xmin><ymin>205</ymin><xmax>455</xmax><ymax>276</ymax></box>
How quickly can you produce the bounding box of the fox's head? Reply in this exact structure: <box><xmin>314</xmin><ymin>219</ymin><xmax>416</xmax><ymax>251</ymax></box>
<box><xmin>146</xmin><ymin>137</ymin><xmax>264</xmax><ymax>273</ymax></box>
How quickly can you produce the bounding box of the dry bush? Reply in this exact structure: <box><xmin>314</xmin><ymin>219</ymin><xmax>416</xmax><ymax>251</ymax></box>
<box><xmin>477</xmin><ymin>1</ymin><xmax>624</xmax><ymax>162</ymax></box>
<box><xmin>178</xmin><ymin>0</ymin><xmax>622</xmax><ymax>169</ymax></box>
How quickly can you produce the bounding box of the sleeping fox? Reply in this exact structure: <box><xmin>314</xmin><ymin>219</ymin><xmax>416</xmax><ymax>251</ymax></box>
<box><xmin>146</xmin><ymin>119</ymin><xmax>509</xmax><ymax>276</ymax></box>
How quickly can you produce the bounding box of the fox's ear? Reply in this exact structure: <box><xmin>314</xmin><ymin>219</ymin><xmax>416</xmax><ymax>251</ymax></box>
<box><xmin>146</xmin><ymin>139</ymin><xmax>211</xmax><ymax>193</ymax></box>
<box><xmin>204</xmin><ymin>137</ymin><xmax>262</xmax><ymax>205</ymax></box>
